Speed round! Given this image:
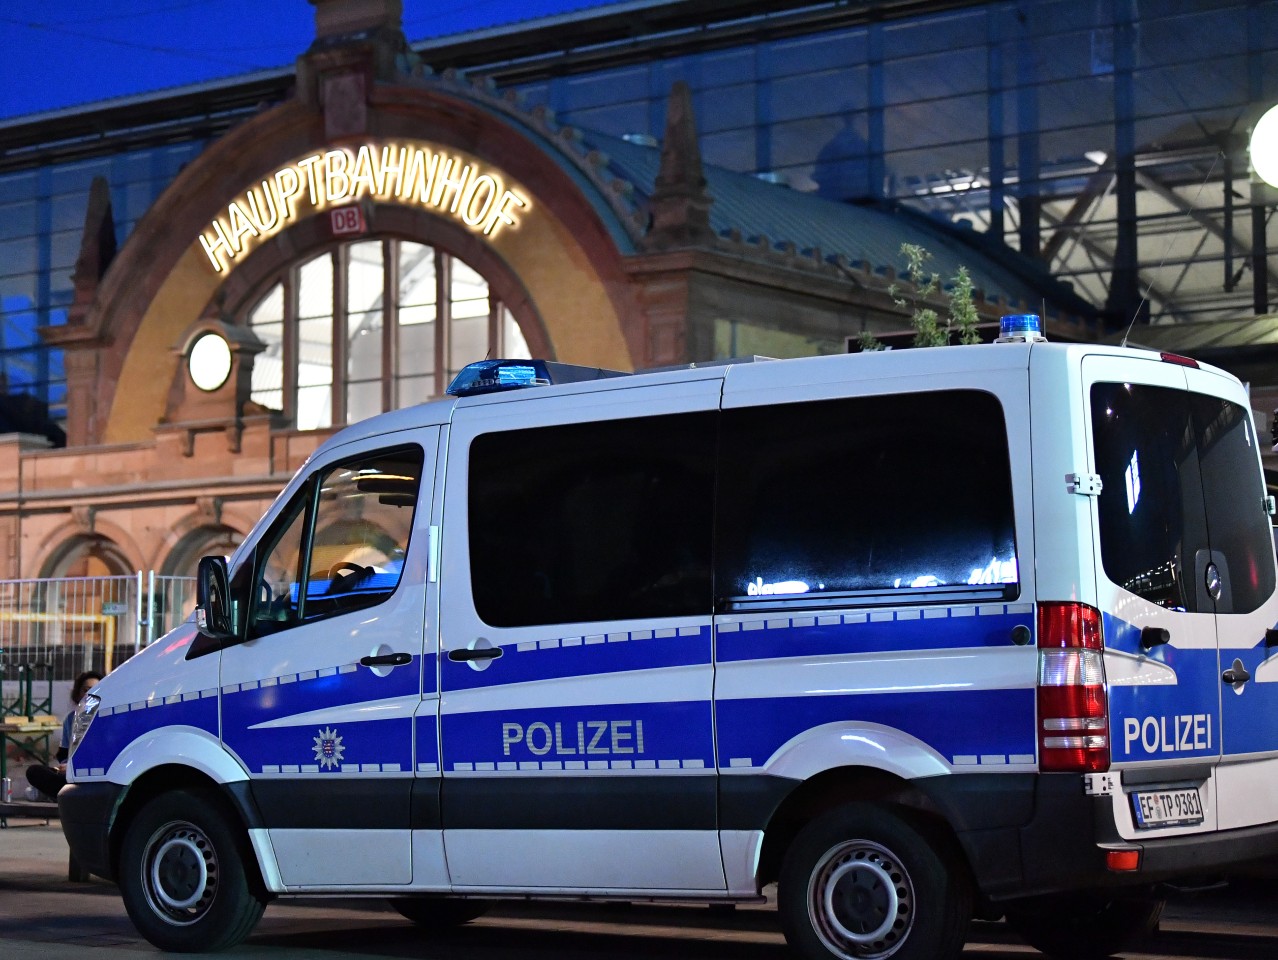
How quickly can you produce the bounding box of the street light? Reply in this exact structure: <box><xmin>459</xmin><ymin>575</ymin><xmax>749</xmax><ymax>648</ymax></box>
<box><xmin>1252</xmin><ymin>103</ymin><xmax>1278</xmax><ymax>188</ymax></box>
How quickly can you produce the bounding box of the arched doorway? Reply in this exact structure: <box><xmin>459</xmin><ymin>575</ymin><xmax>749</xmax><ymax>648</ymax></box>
<box><xmin>42</xmin><ymin>534</ymin><xmax>133</xmax><ymax>579</ymax></box>
<box><xmin>35</xmin><ymin>534</ymin><xmax>135</xmax><ymax>677</ymax></box>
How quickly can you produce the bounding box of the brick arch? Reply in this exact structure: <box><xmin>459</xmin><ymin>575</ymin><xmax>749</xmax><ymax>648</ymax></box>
<box><xmin>154</xmin><ymin>505</ymin><xmax>259</xmax><ymax>576</ymax></box>
<box><xmin>35</xmin><ymin>520</ymin><xmax>144</xmax><ymax>579</ymax></box>
<box><xmin>97</xmin><ymin>85</ymin><xmax>644</xmax><ymax>444</ymax></box>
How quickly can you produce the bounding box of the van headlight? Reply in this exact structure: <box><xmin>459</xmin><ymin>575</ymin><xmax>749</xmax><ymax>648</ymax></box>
<box><xmin>69</xmin><ymin>693</ymin><xmax>101</xmax><ymax>757</ymax></box>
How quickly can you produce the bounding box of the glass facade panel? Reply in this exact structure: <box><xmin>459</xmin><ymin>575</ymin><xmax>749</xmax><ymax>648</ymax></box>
<box><xmin>249</xmin><ymin>282</ymin><xmax>285</xmax><ymax>412</ymax></box>
<box><xmin>501</xmin><ymin>306</ymin><xmax>531</xmax><ymax>359</ymax></box>
<box><xmin>397</xmin><ymin>242</ymin><xmax>437</xmax><ymax>408</ymax></box>
<box><xmin>766</xmin><ymin>29</ymin><xmax>867</xmax><ymax>77</ymax></box>
<box><xmin>0</xmin><ymin>200</ymin><xmax>38</xmax><ymax>241</ymax></box>
<box><xmin>298</xmin><ymin>254</ymin><xmax>334</xmax><ymax>320</ymax></box>
<box><xmin>532</xmin><ymin>0</ymin><xmax>1275</xmax><ymax>325</ymax></box>
<box><xmin>347</xmin><ymin>241</ymin><xmax>384</xmax><ymax>421</ymax></box>
<box><xmin>0</xmin><ymin>140</ymin><xmax>212</xmax><ymax>431</ymax></box>
<box><xmin>448</xmin><ymin>258</ymin><xmax>489</xmax><ymax>383</ymax></box>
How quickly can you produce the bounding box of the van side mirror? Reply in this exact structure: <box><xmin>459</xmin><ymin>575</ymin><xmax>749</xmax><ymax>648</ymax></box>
<box><xmin>196</xmin><ymin>555</ymin><xmax>237</xmax><ymax>642</ymax></box>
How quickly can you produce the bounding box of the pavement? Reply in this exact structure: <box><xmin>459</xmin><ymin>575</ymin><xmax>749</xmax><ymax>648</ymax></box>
<box><xmin>0</xmin><ymin>815</ymin><xmax>793</xmax><ymax>960</ymax></box>
<box><xmin>4</xmin><ymin>808</ymin><xmax>1278</xmax><ymax>960</ymax></box>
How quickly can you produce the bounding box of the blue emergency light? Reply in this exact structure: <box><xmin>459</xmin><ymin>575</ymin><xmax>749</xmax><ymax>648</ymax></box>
<box><xmin>995</xmin><ymin>313</ymin><xmax>1046</xmax><ymax>343</ymax></box>
<box><xmin>447</xmin><ymin>358</ymin><xmax>627</xmax><ymax>397</ymax></box>
<box><xmin>447</xmin><ymin>360</ymin><xmax>549</xmax><ymax>397</ymax></box>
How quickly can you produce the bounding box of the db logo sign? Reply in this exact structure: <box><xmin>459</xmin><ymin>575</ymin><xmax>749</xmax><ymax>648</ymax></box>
<box><xmin>330</xmin><ymin>206</ymin><xmax>366</xmax><ymax>236</ymax></box>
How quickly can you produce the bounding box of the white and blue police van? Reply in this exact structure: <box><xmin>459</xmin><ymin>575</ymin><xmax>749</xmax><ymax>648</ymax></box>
<box><xmin>60</xmin><ymin>315</ymin><xmax>1278</xmax><ymax>960</ymax></box>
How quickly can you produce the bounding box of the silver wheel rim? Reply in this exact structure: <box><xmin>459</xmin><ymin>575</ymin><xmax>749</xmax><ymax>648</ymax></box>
<box><xmin>807</xmin><ymin>839</ymin><xmax>914</xmax><ymax>959</ymax></box>
<box><xmin>141</xmin><ymin>820</ymin><xmax>218</xmax><ymax>925</ymax></box>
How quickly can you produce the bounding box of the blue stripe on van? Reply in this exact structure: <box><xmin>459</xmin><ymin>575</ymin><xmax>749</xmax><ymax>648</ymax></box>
<box><xmin>72</xmin><ymin>696</ymin><xmax>218</xmax><ymax>776</ymax></box>
<box><xmin>415</xmin><ymin>713</ymin><xmax>440</xmax><ymax>773</ymax></box>
<box><xmin>715</xmin><ymin>687</ymin><xmax>1036</xmax><ymax>769</ymax></box>
<box><xmin>229</xmin><ymin>714</ymin><xmax>413</xmax><ymax>775</ymax></box>
<box><xmin>219</xmin><ymin>659</ymin><xmax>420</xmax><ymax>725</ymax></box>
<box><xmin>440</xmin><ymin>700</ymin><xmax>714</xmax><ymax>772</ymax></box>
<box><xmin>714</xmin><ymin>608</ymin><xmax>1032</xmax><ymax>663</ymax></box>
<box><xmin>220</xmin><ymin>659</ymin><xmax>420</xmax><ymax>774</ymax></box>
<box><xmin>1220</xmin><ymin>644</ymin><xmax>1278</xmax><ymax>756</ymax></box>
<box><xmin>441</xmin><ymin>626</ymin><xmax>711</xmax><ymax>691</ymax></box>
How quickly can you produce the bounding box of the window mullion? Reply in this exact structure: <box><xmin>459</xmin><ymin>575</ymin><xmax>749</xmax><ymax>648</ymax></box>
<box><xmin>332</xmin><ymin>246</ymin><xmax>348</xmax><ymax>426</ymax></box>
<box><xmin>488</xmin><ymin>294</ymin><xmax>501</xmax><ymax>357</ymax></box>
<box><xmin>283</xmin><ymin>268</ymin><xmax>298</xmax><ymax>424</ymax></box>
<box><xmin>384</xmin><ymin>238</ymin><xmax>398</xmax><ymax>412</ymax></box>
<box><xmin>436</xmin><ymin>249</ymin><xmax>451</xmax><ymax>396</ymax></box>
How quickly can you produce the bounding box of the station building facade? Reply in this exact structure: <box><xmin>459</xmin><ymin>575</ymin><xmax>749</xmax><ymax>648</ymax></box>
<box><xmin>0</xmin><ymin>0</ymin><xmax>1273</xmax><ymax>581</ymax></box>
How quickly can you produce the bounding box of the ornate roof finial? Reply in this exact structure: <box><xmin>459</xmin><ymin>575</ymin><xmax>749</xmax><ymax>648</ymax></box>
<box><xmin>643</xmin><ymin>81</ymin><xmax>714</xmax><ymax>251</ymax></box>
<box><xmin>69</xmin><ymin>176</ymin><xmax>117</xmax><ymax>326</ymax></box>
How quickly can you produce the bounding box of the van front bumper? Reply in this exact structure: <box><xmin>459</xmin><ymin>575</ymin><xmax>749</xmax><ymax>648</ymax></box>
<box><xmin>59</xmin><ymin>781</ymin><xmax>124</xmax><ymax>881</ymax></box>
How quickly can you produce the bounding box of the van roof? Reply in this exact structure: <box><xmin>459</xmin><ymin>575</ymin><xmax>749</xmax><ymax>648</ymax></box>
<box><xmin>311</xmin><ymin>341</ymin><xmax>1237</xmax><ymax>457</ymax></box>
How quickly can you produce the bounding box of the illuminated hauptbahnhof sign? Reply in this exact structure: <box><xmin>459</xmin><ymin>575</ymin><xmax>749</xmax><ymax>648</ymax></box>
<box><xmin>198</xmin><ymin>141</ymin><xmax>530</xmax><ymax>273</ymax></box>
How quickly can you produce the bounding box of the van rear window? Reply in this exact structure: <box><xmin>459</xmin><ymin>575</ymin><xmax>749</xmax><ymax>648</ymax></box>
<box><xmin>1091</xmin><ymin>383</ymin><xmax>1275</xmax><ymax>614</ymax></box>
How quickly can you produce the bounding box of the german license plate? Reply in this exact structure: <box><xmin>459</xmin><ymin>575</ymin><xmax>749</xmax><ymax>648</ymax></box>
<box><xmin>1130</xmin><ymin>788</ymin><xmax>1204</xmax><ymax>828</ymax></box>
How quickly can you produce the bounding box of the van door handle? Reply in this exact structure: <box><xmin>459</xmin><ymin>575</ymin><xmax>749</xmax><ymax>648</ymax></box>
<box><xmin>1222</xmin><ymin>658</ymin><xmax>1251</xmax><ymax>685</ymax></box>
<box><xmin>360</xmin><ymin>652</ymin><xmax>412</xmax><ymax>667</ymax></box>
<box><xmin>448</xmin><ymin>647</ymin><xmax>503</xmax><ymax>662</ymax></box>
<box><xmin>1265</xmin><ymin>628</ymin><xmax>1278</xmax><ymax>649</ymax></box>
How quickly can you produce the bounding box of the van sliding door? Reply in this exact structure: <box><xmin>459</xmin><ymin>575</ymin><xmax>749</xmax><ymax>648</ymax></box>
<box><xmin>437</xmin><ymin>382</ymin><xmax>724</xmax><ymax>893</ymax></box>
<box><xmin>714</xmin><ymin>355</ymin><xmax>1037</xmax><ymax>817</ymax></box>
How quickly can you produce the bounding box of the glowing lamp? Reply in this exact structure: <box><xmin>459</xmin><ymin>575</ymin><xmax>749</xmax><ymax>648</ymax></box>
<box><xmin>1251</xmin><ymin>104</ymin><xmax>1278</xmax><ymax>189</ymax></box>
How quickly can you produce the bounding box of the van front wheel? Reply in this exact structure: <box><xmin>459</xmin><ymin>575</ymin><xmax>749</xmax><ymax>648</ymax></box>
<box><xmin>778</xmin><ymin>804</ymin><xmax>970</xmax><ymax>960</ymax></box>
<box><xmin>119</xmin><ymin>790</ymin><xmax>266</xmax><ymax>952</ymax></box>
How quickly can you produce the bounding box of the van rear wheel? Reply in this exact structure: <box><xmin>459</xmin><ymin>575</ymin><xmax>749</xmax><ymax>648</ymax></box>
<box><xmin>119</xmin><ymin>789</ymin><xmax>266</xmax><ymax>952</ymax></box>
<box><xmin>389</xmin><ymin>897</ymin><xmax>491</xmax><ymax>928</ymax></box>
<box><xmin>1004</xmin><ymin>895</ymin><xmax>1163</xmax><ymax>959</ymax></box>
<box><xmin>778</xmin><ymin>803</ymin><xmax>970</xmax><ymax>960</ymax></box>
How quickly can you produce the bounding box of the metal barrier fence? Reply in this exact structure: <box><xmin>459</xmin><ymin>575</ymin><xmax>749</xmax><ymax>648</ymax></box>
<box><xmin>0</xmin><ymin>573</ymin><xmax>196</xmax><ymax>707</ymax></box>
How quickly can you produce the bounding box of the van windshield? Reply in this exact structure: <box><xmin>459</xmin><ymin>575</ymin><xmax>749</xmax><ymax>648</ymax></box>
<box><xmin>1091</xmin><ymin>382</ymin><xmax>1275</xmax><ymax>614</ymax></box>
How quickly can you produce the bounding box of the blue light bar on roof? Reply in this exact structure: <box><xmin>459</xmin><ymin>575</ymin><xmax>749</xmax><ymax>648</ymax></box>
<box><xmin>995</xmin><ymin>313</ymin><xmax>1047</xmax><ymax>343</ymax></box>
<box><xmin>447</xmin><ymin>359</ymin><xmax>551</xmax><ymax>397</ymax></box>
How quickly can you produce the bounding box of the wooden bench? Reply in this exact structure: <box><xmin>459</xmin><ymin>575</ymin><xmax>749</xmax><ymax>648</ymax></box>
<box><xmin>1</xmin><ymin>716</ymin><xmax>63</xmax><ymax>781</ymax></box>
<box><xmin>0</xmin><ymin>798</ymin><xmax>58</xmax><ymax>826</ymax></box>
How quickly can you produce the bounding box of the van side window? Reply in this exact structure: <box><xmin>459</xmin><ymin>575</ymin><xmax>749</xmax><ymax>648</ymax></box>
<box><xmin>249</xmin><ymin>446</ymin><xmax>424</xmax><ymax>636</ymax></box>
<box><xmin>468</xmin><ymin>412</ymin><xmax>716</xmax><ymax>627</ymax></box>
<box><xmin>716</xmin><ymin>390</ymin><xmax>1017</xmax><ymax>601</ymax></box>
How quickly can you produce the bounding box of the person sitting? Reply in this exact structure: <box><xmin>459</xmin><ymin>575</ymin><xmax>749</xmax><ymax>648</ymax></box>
<box><xmin>25</xmin><ymin>670</ymin><xmax>102</xmax><ymax>802</ymax></box>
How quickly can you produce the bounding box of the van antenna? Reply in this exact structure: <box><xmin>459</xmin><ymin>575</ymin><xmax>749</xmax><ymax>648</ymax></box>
<box><xmin>1119</xmin><ymin>150</ymin><xmax>1222</xmax><ymax>347</ymax></box>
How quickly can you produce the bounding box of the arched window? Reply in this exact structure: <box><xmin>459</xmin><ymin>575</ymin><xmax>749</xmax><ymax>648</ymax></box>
<box><xmin>246</xmin><ymin>239</ymin><xmax>530</xmax><ymax>429</ymax></box>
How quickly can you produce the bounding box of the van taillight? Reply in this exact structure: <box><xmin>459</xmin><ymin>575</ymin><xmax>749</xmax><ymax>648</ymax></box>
<box><xmin>1037</xmin><ymin>602</ymin><xmax>1109</xmax><ymax>772</ymax></box>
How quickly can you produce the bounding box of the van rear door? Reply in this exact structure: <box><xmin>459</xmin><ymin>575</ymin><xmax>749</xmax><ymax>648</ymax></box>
<box><xmin>1084</xmin><ymin>354</ymin><xmax>1223</xmax><ymax>836</ymax></box>
<box><xmin>1086</xmin><ymin>353</ymin><xmax>1278</xmax><ymax>838</ymax></box>
<box><xmin>1181</xmin><ymin>364</ymin><xmax>1278</xmax><ymax>832</ymax></box>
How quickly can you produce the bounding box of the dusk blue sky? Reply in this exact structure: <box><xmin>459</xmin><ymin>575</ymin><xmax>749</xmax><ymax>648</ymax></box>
<box><xmin>1</xmin><ymin>0</ymin><xmax>615</xmax><ymax>122</ymax></box>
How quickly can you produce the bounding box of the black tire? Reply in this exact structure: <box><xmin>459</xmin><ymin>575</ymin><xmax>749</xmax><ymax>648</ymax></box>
<box><xmin>118</xmin><ymin>789</ymin><xmax>266</xmax><ymax>952</ymax></box>
<box><xmin>389</xmin><ymin>897</ymin><xmax>491</xmax><ymax>928</ymax></box>
<box><xmin>1004</xmin><ymin>895</ymin><xmax>1163</xmax><ymax>960</ymax></box>
<box><xmin>778</xmin><ymin>803</ymin><xmax>971</xmax><ymax>960</ymax></box>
